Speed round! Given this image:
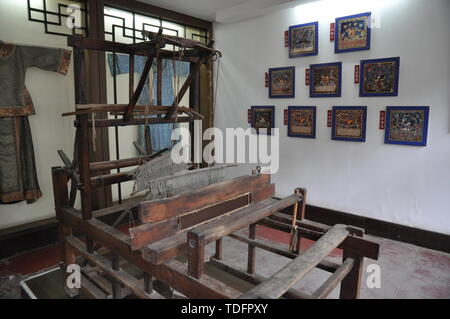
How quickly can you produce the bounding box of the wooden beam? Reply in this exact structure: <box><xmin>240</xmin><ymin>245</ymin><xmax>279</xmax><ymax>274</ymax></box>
<box><xmin>124</xmin><ymin>53</ymin><xmax>156</xmax><ymax>121</ymax></box>
<box><xmin>81</xmin><ymin>116</ymin><xmax>194</xmax><ymax>128</ymax></box>
<box><xmin>187</xmin><ymin>195</ymin><xmax>299</xmax><ymax>278</ymax></box>
<box><xmin>165</xmin><ymin>58</ymin><xmax>203</xmax><ymax>119</ymax></box>
<box><xmin>208</xmin><ymin>257</ymin><xmax>313</xmax><ymax>299</ymax></box>
<box><xmin>129</xmin><ymin>193</ymin><xmax>250</xmax><ymax>250</ymax></box>
<box><xmin>139</xmin><ymin>174</ymin><xmax>270</xmax><ymax>223</ymax></box>
<box><xmin>67</xmin><ymin>236</ymin><xmax>151</xmax><ymax>299</ymax></box>
<box><xmin>228</xmin><ymin>233</ymin><xmax>340</xmax><ymax>273</ymax></box>
<box><xmin>191</xmin><ymin>195</ymin><xmax>300</xmax><ymax>244</ymax></box>
<box><xmin>89</xmin><ymin>149</ymin><xmax>168</xmax><ymax>172</ymax></box>
<box><xmin>61</xmin><ymin>207</ymin><xmax>240</xmax><ymax>299</ymax></box>
<box><xmin>239</xmin><ymin>224</ymin><xmax>349</xmax><ymax>299</ymax></box>
<box><xmin>260</xmin><ymin>216</ymin><xmax>379</xmax><ymax>260</ymax></box>
<box><xmin>339</xmin><ymin>251</ymin><xmax>364</xmax><ymax>299</ymax></box>
<box><xmin>313</xmin><ymin>257</ymin><xmax>354</xmax><ymax>299</ymax></box>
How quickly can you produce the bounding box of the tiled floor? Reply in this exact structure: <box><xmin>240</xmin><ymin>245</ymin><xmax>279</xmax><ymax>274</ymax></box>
<box><xmin>1</xmin><ymin>225</ymin><xmax>449</xmax><ymax>299</ymax></box>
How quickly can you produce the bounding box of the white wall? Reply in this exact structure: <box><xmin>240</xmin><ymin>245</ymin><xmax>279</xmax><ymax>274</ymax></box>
<box><xmin>0</xmin><ymin>0</ymin><xmax>76</xmax><ymax>229</ymax></box>
<box><xmin>214</xmin><ymin>0</ymin><xmax>450</xmax><ymax>234</ymax></box>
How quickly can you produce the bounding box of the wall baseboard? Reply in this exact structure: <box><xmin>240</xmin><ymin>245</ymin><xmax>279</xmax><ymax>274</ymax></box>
<box><xmin>1</xmin><ymin>204</ymin><xmax>449</xmax><ymax>260</ymax></box>
<box><xmin>280</xmin><ymin>204</ymin><xmax>450</xmax><ymax>254</ymax></box>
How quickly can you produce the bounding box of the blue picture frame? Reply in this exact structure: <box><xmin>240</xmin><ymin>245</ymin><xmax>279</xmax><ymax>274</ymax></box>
<box><xmin>360</xmin><ymin>57</ymin><xmax>400</xmax><ymax>97</ymax></box>
<box><xmin>384</xmin><ymin>106</ymin><xmax>429</xmax><ymax>146</ymax></box>
<box><xmin>269</xmin><ymin>66</ymin><xmax>295</xmax><ymax>98</ymax></box>
<box><xmin>335</xmin><ymin>12</ymin><xmax>371</xmax><ymax>53</ymax></box>
<box><xmin>288</xmin><ymin>21</ymin><xmax>319</xmax><ymax>58</ymax></box>
<box><xmin>332</xmin><ymin>106</ymin><xmax>367</xmax><ymax>142</ymax></box>
<box><xmin>251</xmin><ymin>105</ymin><xmax>275</xmax><ymax>135</ymax></box>
<box><xmin>310</xmin><ymin>62</ymin><xmax>342</xmax><ymax>98</ymax></box>
<box><xmin>287</xmin><ymin>106</ymin><xmax>316</xmax><ymax>139</ymax></box>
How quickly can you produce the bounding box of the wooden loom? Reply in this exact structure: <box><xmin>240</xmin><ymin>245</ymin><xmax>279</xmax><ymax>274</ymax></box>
<box><xmin>52</xmin><ymin>31</ymin><xmax>380</xmax><ymax>299</ymax></box>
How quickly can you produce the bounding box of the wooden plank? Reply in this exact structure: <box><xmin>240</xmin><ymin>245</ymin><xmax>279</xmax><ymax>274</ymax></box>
<box><xmin>61</xmin><ymin>207</ymin><xmax>240</xmax><ymax>299</ymax></box>
<box><xmin>239</xmin><ymin>224</ymin><xmax>349</xmax><ymax>299</ymax></box>
<box><xmin>228</xmin><ymin>233</ymin><xmax>340</xmax><ymax>273</ymax></box>
<box><xmin>80</xmin><ymin>274</ymin><xmax>108</xmax><ymax>299</ymax></box>
<box><xmin>208</xmin><ymin>257</ymin><xmax>313</xmax><ymax>299</ymax></box>
<box><xmin>142</xmin><ymin>194</ymin><xmax>291</xmax><ymax>265</ymax></box>
<box><xmin>260</xmin><ymin>216</ymin><xmax>379</xmax><ymax>260</ymax></box>
<box><xmin>129</xmin><ymin>193</ymin><xmax>250</xmax><ymax>250</ymax></box>
<box><xmin>187</xmin><ymin>195</ymin><xmax>299</xmax><ymax>279</ymax></box>
<box><xmin>139</xmin><ymin>174</ymin><xmax>270</xmax><ymax>223</ymax></box>
<box><xmin>339</xmin><ymin>251</ymin><xmax>363</xmax><ymax>299</ymax></box>
<box><xmin>67</xmin><ymin>236</ymin><xmax>151</xmax><ymax>299</ymax></box>
<box><xmin>313</xmin><ymin>257</ymin><xmax>354</xmax><ymax>299</ymax></box>
<box><xmin>90</xmin><ymin>171</ymin><xmax>133</xmax><ymax>188</ymax></box>
<box><xmin>193</xmin><ymin>195</ymin><xmax>299</xmax><ymax>243</ymax></box>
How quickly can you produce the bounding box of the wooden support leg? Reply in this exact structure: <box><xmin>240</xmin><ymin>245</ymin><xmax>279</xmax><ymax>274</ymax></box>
<box><xmin>144</xmin><ymin>272</ymin><xmax>153</xmax><ymax>294</ymax></box>
<box><xmin>339</xmin><ymin>251</ymin><xmax>364</xmax><ymax>299</ymax></box>
<box><xmin>247</xmin><ymin>223</ymin><xmax>256</xmax><ymax>274</ymax></box>
<box><xmin>187</xmin><ymin>230</ymin><xmax>205</xmax><ymax>279</ymax></box>
<box><xmin>52</xmin><ymin>167</ymin><xmax>79</xmax><ymax>297</ymax></box>
<box><xmin>214</xmin><ymin>239</ymin><xmax>222</xmax><ymax>260</ymax></box>
<box><xmin>111</xmin><ymin>254</ymin><xmax>121</xmax><ymax>299</ymax></box>
<box><xmin>64</xmin><ymin>241</ymin><xmax>79</xmax><ymax>297</ymax></box>
<box><xmin>293</xmin><ymin>188</ymin><xmax>307</xmax><ymax>254</ymax></box>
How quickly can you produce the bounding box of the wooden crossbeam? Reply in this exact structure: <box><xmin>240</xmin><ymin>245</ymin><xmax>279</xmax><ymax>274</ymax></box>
<box><xmin>313</xmin><ymin>257</ymin><xmax>354</xmax><ymax>299</ymax></box>
<box><xmin>228</xmin><ymin>233</ymin><xmax>340</xmax><ymax>273</ymax></box>
<box><xmin>260</xmin><ymin>215</ymin><xmax>379</xmax><ymax>260</ymax></box>
<box><xmin>139</xmin><ymin>174</ymin><xmax>270</xmax><ymax>223</ymax></box>
<box><xmin>187</xmin><ymin>195</ymin><xmax>300</xmax><ymax>278</ymax></box>
<box><xmin>239</xmin><ymin>224</ymin><xmax>349</xmax><ymax>299</ymax></box>
<box><xmin>208</xmin><ymin>257</ymin><xmax>313</xmax><ymax>299</ymax></box>
<box><xmin>61</xmin><ymin>207</ymin><xmax>241</xmax><ymax>299</ymax></box>
<box><xmin>129</xmin><ymin>193</ymin><xmax>251</xmax><ymax>250</ymax></box>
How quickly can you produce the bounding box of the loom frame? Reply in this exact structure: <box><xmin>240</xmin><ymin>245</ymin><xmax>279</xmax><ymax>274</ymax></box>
<box><xmin>52</xmin><ymin>33</ymin><xmax>380</xmax><ymax>300</ymax></box>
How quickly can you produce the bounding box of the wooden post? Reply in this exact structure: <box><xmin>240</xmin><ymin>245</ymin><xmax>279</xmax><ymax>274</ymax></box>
<box><xmin>214</xmin><ymin>239</ymin><xmax>222</xmax><ymax>260</ymax></box>
<box><xmin>339</xmin><ymin>251</ymin><xmax>364</xmax><ymax>299</ymax></box>
<box><xmin>51</xmin><ymin>167</ymin><xmax>78</xmax><ymax>297</ymax></box>
<box><xmin>295</xmin><ymin>188</ymin><xmax>307</xmax><ymax>254</ymax></box>
<box><xmin>247</xmin><ymin>223</ymin><xmax>256</xmax><ymax>274</ymax></box>
<box><xmin>111</xmin><ymin>254</ymin><xmax>121</xmax><ymax>299</ymax></box>
<box><xmin>187</xmin><ymin>229</ymin><xmax>205</xmax><ymax>279</ymax></box>
<box><xmin>144</xmin><ymin>272</ymin><xmax>153</xmax><ymax>294</ymax></box>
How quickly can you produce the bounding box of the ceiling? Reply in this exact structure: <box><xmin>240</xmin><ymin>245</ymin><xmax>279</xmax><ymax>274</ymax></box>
<box><xmin>138</xmin><ymin>0</ymin><xmax>309</xmax><ymax>23</ymax></box>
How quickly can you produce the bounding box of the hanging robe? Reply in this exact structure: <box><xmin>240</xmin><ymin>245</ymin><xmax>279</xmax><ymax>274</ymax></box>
<box><xmin>0</xmin><ymin>41</ymin><xmax>71</xmax><ymax>204</ymax></box>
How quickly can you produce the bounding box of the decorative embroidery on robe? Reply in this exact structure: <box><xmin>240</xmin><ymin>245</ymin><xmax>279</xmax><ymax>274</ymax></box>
<box><xmin>0</xmin><ymin>41</ymin><xmax>71</xmax><ymax>204</ymax></box>
<box><xmin>107</xmin><ymin>54</ymin><xmax>190</xmax><ymax>152</ymax></box>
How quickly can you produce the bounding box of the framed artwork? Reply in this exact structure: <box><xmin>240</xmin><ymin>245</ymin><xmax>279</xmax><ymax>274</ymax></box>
<box><xmin>335</xmin><ymin>12</ymin><xmax>371</xmax><ymax>53</ymax></box>
<box><xmin>287</xmin><ymin>106</ymin><xmax>316</xmax><ymax>138</ymax></box>
<box><xmin>360</xmin><ymin>57</ymin><xmax>400</xmax><ymax>96</ymax></box>
<box><xmin>269</xmin><ymin>66</ymin><xmax>295</xmax><ymax>98</ymax></box>
<box><xmin>310</xmin><ymin>62</ymin><xmax>342</xmax><ymax>97</ymax></box>
<box><xmin>288</xmin><ymin>22</ymin><xmax>318</xmax><ymax>58</ymax></box>
<box><xmin>332</xmin><ymin>106</ymin><xmax>367</xmax><ymax>142</ymax></box>
<box><xmin>251</xmin><ymin>106</ymin><xmax>275</xmax><ymax>135</ymax></box>
<box><xmin>384</xmin><ymin>106</ymin><xmax>429</xmax><ymax>146</ymax></box>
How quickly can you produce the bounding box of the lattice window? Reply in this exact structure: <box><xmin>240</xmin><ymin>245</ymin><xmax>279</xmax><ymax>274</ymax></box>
<box><xmin>104</xmin><ymin>5</ymin><xmax>208</xmax><ymax>48</ymax></box>
<box><xmin>27</xmin><ymin>0</ymin><xmax>88</xmax><ymax>37</ymax></box>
